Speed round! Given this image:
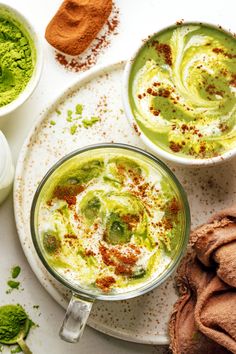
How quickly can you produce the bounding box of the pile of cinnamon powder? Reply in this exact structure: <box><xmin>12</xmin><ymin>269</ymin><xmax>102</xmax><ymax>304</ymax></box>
<box><xmin>45</xmin><ymin>0</ymin><xmax>119</xmax><ymax>72</ymax></box>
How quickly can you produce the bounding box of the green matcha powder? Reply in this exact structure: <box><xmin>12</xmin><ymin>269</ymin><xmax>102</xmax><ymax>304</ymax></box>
<box><xmin>0</xmin><ymin>16</ymin><xmax>34</xmax><ymax>107</ymax></box>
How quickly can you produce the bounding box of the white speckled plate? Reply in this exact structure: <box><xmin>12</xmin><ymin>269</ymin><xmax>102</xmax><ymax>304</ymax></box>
<box><xmin>14</xmin><ymin>61</ymin><xmax>236</xmax><ymax>347</ymax></box>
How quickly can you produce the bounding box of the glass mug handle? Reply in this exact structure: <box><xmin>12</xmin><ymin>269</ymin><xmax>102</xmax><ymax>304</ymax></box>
<box><xmin>59</xmin><ymin>294</ymin><xmax>94</xmax><ymax>343</ymax></box>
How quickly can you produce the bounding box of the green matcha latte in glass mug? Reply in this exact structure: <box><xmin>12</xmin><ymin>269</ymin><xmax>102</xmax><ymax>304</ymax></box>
<box><xmin>31</xmin><ymin>144</ymin><xmax>190</xmax><ymax>342</ymax></box>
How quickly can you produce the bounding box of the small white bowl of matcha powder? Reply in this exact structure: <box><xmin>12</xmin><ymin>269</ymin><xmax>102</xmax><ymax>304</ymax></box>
<box><xmin>0</xmin><ymin>3</ymin><xmax>43</xmax><ymax>117</ymax></box>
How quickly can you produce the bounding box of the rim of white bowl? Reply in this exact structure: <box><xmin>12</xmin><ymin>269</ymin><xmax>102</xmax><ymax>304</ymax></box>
<box><xmin>0</xmin><ymin>3</ymin><xmax>43</xmax><ymax>117</ymax></box>
<box><xmin>122</xmin><ymin>21</ymin><xmax>236</xmax><ymax>167</ymax></box>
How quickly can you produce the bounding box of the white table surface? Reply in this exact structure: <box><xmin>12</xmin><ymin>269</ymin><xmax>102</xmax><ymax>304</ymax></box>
<box><xmin>0</xmin><ymin>0</ymin><xmax>235</xmax><ymax>353</ymax></box>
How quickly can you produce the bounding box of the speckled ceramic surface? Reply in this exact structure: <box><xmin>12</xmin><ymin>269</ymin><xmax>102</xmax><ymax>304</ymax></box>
<box><xmin>14</xmin><ymin>61</ymin><xmax>236</xmax><ymax>347</ymax></box>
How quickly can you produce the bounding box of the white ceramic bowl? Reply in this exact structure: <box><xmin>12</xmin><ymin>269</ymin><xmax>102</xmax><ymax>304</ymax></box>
<box><xmin>0</xmin><ymin>3</ymin><xmax>43</xmax><ymax>117</ymax></box>
<box><xmin>123</xmin><ymin>22</ymin><xmax>236</xmax><ymax>167</ymax></box>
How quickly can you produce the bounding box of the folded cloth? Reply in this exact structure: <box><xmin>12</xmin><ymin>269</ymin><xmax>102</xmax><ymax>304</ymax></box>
<box><xmin>169</xmin><ymin>206</ymin><xmax>236</xmax><ymax>354</ymax></box>
<box><xmin>191</xmin><ymin>206</ymin><xmax>236</xmax><ymax>287</ymax></box>
<box><xmin>195</xmin><ymin>275</ymin><xmax>236</xmax><ymax>353</ymax></box>
<box><xmin>169</xmin><ymin>252</ymin><xmax>230</xmax><ymax>354</ymax></box>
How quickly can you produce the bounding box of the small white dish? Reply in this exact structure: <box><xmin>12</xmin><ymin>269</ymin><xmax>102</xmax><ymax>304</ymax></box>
<box><xmin>0</xmin><ymin>3</ymin><xmax>43</xmax><ymax>117</ymax></box>
<box><xmin>123</xmin><ymin>22</ymin><xmax>236</xmax><ymax>167</ymax></box>
<box><xmin>0</xmin><ymin>131</ymin><xmax>14</xmax><ymax>204</ymax></box>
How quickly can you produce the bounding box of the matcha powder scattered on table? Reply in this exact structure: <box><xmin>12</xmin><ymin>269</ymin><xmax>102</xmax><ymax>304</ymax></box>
<box><xmin>0</xmin><ymin>16</ymin><xmax>34</xmax><ymax>107</ymax></box>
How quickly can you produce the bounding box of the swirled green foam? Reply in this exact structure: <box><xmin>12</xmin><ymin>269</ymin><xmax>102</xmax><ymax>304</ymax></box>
<box><xmin>129</xmin><ymin>24</ymin><xmax>236</xmax><ymax>159</ymax></box>
<box><xmin>37</xmin><ymin>153</ymin><xmax>185</xmax><ymax>293</ymax></box>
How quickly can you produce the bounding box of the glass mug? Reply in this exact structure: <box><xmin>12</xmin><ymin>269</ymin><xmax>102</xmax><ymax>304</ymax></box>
<box><xmin>30</xmin><ymin>144</ymin><xmax>190</xmax><ymax>342</ymax></box>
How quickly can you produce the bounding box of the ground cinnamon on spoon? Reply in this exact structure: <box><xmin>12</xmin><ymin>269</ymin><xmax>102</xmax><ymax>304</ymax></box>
<box><xmin>45</xmin><ymin>0</ymin><xmax>112</xmax><ymax>56</ymax></box>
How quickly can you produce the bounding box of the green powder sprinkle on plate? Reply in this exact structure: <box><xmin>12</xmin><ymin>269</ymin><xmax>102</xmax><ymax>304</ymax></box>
<box><xmin>70</xmin><ymin>124</ymin><xmax>78</xmax><ymax>135</ymax></box>
<box><xmin>75</xmin><ymin>104</ymin><xmax>83</xmax><ymax>115</ymax></box>
<box><xmin>82</xmin><ymin>116</ymin><xmax>100</xmax><ymax>128</ymax></box>
<box><xmin>11</xmin><ymin>266</ymin><xmax>21</xmax><ymax>279</ymax></box>
<box><xmin>7</xmin><ymin>280</ymin><xmax>20</xmax><ymax>290</ymax></box>
<box><xmin>32</xmin><ymin>305</ymin><xmax>39</xmax><ymax>310</ymax></box>
<box><xmin>57</xmin><ymin>103</ymin><xmax>101</xmax><ymax>134</ymax></box>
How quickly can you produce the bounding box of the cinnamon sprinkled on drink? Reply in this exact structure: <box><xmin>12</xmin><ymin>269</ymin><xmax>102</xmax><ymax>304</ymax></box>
<box><xmin>206</xmin><ymin>84</ymin><xmax>224</xmax><ymax>96</ymax></box>
<box><xmin>229</xmin><ymin>74</ymin><xmax>236</xmax><ymax>87</ymax></box>
<box><xmin>85</xmin><ymin>249</ymin><xmax>96</xmax><ymax>256</ymax></box>
<box><xmin>53</xmin><ymin>185</ymin><xmax>84</xmax><ymax>205</ymax></box>
<box><xmin>96</xmin><ymin>276</ymin><xmax>116</xmax><ymax>291</ymax></box>
<box><xmin>153</xmin><ymin>41</ymin><xmax>172</xmax><ymax>66</ymax></box>
<box><xmin>64</xmin><ymin>234</ymin><xmax>78</xmax><ymax>239</ymax></box>
<box><xmin>168</xmin><ymin>198</ymin><xmax>180</xmax><ymax>214</ymax></box>
<box><xmin>169</xmin><ymin>141</ymin><xmax>182</xmax><ymax>152</ymax></box>
<box><xmin>121</xmin><ymin>214</ymin><xmax>140</xmax><ymax>230</ymax></box>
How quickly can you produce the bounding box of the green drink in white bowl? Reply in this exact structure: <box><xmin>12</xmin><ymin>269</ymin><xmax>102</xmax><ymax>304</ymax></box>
<box><xmin>123</xmin><ymin>23</ymin><xmax>236</xmax><ymax>166</ymax></box>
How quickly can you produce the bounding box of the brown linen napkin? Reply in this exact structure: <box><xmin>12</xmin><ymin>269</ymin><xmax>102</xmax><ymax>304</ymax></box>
<box><xmin>191</xmin><ymin>206</ymin><xmax>236</xmax><ymax>287</ymax></box>
<box><xmin>194</xmin><ymin>275</ymin><xmax>236</xmax><ymax>353</ymax></box>
<box><xmin>169</xmin><ymin>206</ymin><xmax>236</xmax><ymax>354</ymax></box>
<box><xmin>169</xmin><ymin>252</ymin><xmax>230</xmax><ymax>354</ymax></box>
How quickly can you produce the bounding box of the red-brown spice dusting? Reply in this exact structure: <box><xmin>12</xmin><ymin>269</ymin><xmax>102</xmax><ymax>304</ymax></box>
<box><xmin>162</xmin><ymin>217</ymin><xmax>173</xmax><ymax>230</ymax></box>
<box><xmin>212</xmin><ymin>48</ymin><xmax>236</xmax><ymax>59</ymax></box>
<box><xmin>96</xmin><ymin>276</ymin><xmax>116</xmax><ymax>291</ymax></box>
<box><xmin>169</xmin><ymin>141</ymin><xmax>182</xmax><ymax>153</ymax></box>
<box><xmin>168</xmin><ymin>198</ymin><xmax>180</xmax><ymax>215</ymax></box>
<box><xmin>206</xmin><ymin>84</ymin><xmax>224</xmax><ymax>96</ymax></box>
<box><xmin>133</xmin><ymin>123</ymin><xmax>141</xmax><ymax>136</ymax></box>
<box><xmin>113</xmin><ymin>249</ymin><xmax>138</xmax><ymax>265</ymax></box>
<box><xmin>74</xmin><ymin>213</ymin><xmax>80</xmax><ymax>221</ymax></box>
<box><xmin>114</xmin><ymin>264</ymin><xmax>132</xmax><ymax>275</ymax></box>
<box><xmin>129</xmin><ymin>244</ymin><xmax>141</xmax><ymax>254</ymax></box>
<box><xmin>153</xmin><ymin>42</ymin><xmax>172</xmax><ymax>66</ymax></box>
<box><xmin>99</xmin><ymin>244</ymin><xmax>116</xmax><ymax>266</ymax></box>
<box><xmin>64</xmin><ymin>234</ymin><xmax>78</xmax><ymax>239</ymax></box>
<box><xmin>54</xmin><ymin>4</ymin><xmax>119</xmax><ymax>72</ymax></box>
<box><xmin>93</xmin><ymin>223</ymin><xmax>99</xmax><ymax>231</ymax></box>
<box><xmin>212</xmin><ymin>48</ymin><xmax>224</xmax><ymax>54</ymax></box>
<box><xmin>229</xmin><ymin>74</ymin><xmax>236</xmax><ymax>87</ymax></box>
<box><xmin>121</xmin><ymin>214</ymin><xmax>140</xmax><ymax>230</ymax></box>
<box><xmin>181</xmin><ymin>124</ymin><xmax>189</xmax><ymax>132</ymax></box>
<box><xmin>85</xmin><ymin>249</ymin><xmax>96</xmax><ymax>256</ymax></box>
<box><xmin>46</xmin><ymin>0</ymin><xmax>113</xmax><ymax>56</ymax></box>
<box><xmin>153</xmin><ymin>110</ymin><xmax>160</xmax><ymax>116</ymax></box>
<box><xmin>159</xmin><ymin>88</ymin><xmax>171</xmax><ymax>98</ymax></box>
<box><xmin>176</xmin><ymin>19</ymin><xmax>184</xmax><ymax>25</ymax></box>
<box><xmin>220</xmin><ymin>68</ymin><xmax>228</xmax><ymax>77</ymax></box>
<box><xmin>199</xmin><ymin>142</ymin><xmax>206</xmax><ymax>154</ymax></box>
<box><xmin>117</xmin><ymin>164</ymin><xmax>125</xmax><ymax>176</ymax></box>
<box><xmin>53</xmin><ymin>185</ymin><xmax>84</xmax><ymax>205</ymax></box>
<box><xmin>99</xmin><ymin>243</ymin><xmax>139</xmax><ymax>270</ymax></box>
<box><xmin>219</xmin><ymin>123</ymin><xmax>228</xmax><ymax>132</ymax></box>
